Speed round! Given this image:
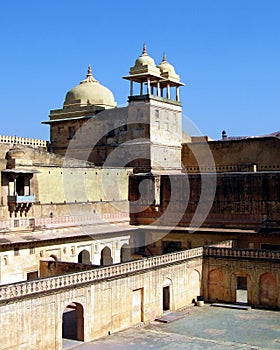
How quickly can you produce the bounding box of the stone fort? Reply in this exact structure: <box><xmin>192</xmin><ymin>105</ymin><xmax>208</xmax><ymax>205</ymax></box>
<box><xmin>0</xmin><ymin>46</ymin><xmax>279</xmax><ymax>350</ymax></box>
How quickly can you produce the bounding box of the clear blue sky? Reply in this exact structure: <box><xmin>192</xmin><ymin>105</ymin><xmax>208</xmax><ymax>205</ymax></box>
<box><xmin>0</xmin><ymin>0</ymin><xmax>279</xmax><ymax>140</ymax></box>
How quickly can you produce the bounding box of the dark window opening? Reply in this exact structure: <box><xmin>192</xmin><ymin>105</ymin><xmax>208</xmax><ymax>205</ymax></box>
<box><xmin>162</xmin><ymin>241</ymin><xmax>182</xmax><ymax>254</ymax></box>
<box><xmin>237</xmin><ymin>276</ymin><xmax>247</xmax><ymax>290</ymax></box>
<box><xmin>16</xmin><ymin>176</ymin><xmax>25</xmax><ymax>196</ymax></box>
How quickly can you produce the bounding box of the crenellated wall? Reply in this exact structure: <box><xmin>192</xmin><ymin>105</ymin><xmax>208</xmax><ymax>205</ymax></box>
<box><xmin>0</xmin><ymin>135</ymin><xmax>47</xmax><ymax>149</ymax></box>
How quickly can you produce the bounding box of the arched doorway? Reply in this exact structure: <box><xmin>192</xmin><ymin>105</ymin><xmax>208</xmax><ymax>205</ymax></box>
<box><xmin>62</xmin><ymin>302</ymin><xmax>84</xmax><ymax>341</ymax></box>
<box><xmin>162</xmin><ymin>278</ymin><xmax>172</xmax><ymax>312</ymax></box>
<box><xmin>78</xmin><ymin>249</ymin><xmax>91</xmax><ymax>264</ymax></box>
<box><xmin>121</xmin><ymin>243</ymin><xmax>131</xmax><ymax>262</ymax></box>
<box><xmin>100</xmin><ymin>247</ymin><xmax>113</xmax><ymax>266</ymax></box>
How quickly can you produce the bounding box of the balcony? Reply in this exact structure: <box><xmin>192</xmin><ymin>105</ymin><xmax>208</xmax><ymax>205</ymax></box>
<box><xmin>7</xmin><ymin>194</ymin><xmax>35</xmax><ymax>204</ymax></box>
<box><xmin>7</xmin><ymin>194</ymin><xmax>35</xmax><ymax>217</ymax></box>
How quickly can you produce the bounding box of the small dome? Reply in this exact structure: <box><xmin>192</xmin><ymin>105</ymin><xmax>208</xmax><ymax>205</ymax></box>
<box><xmin>64</xmin><ymin>66</ymin><xmax>116</xmax><ymax>108</ymax></box>
<box><xmin>157</xmin><ymin>53</ymin><xmax>182</xmax><ymax>84</ymax></box>
<box><xmin>133</xmin><ymin>44</ymin><xmax>156</xmax><ymax>69</ymax></box>
<box><xmin>158</xmin><ymin>53</ymin><xmax>177</xmax><ymax>76</ymax></box>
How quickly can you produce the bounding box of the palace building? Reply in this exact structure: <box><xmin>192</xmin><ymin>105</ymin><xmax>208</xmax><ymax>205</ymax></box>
<box><xmin>0</xmin><ymin>46</ymin><xmax>279</xmax><ymax>350</ymax></box>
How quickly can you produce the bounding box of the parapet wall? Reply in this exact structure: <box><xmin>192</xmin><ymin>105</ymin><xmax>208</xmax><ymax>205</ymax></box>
<box><xmin>182</xmin><ymin>137</ymin><xmax>280</xmax><ymax>173</ymax></box>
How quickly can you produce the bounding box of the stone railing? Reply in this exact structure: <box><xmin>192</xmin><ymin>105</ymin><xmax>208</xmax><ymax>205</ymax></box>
<box><xmin>35</xmin><ymin>212</ymin><xmax>129</xmax><ymax>228</ymax></box>
<box><xmin>0</xmin><ymin>135</ymin><xmax>47</xmax><ymax>148</ymax></box>
<box><xmin>204</xmin><ymin>247</ymin><xmax>280</xmax><ymax>260</ymax></box>
<box><xmin>0</xmin><ymin>212</ymin><xmax>130</xmax><ymax>231</ymax></box>
<box><xmin>0</xmin><ymin>247</ymin><xmax>203</xmax><ymax>302</ymax></box>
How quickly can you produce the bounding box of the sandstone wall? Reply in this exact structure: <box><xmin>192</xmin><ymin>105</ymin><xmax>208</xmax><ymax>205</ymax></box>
<box><xmin>182</xmin><ymin>137</ymin><xmax>280</xmax><ymax>172</ymax></box>
<box><xmin>130</xmin><ymin>172</ymin><xmax>280</xmax><ymax>228</ymax></box>
<box><xmin>203</xmin><ymin>248</ymin><xmax>280</xmax><ymax>307</ymax></box>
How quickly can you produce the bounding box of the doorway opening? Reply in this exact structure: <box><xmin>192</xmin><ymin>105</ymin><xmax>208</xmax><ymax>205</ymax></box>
<box><xmin>62</xmin><ymin>302</ymin><xmax>84</xmax><ymax>341</ymax></box>
<box><xmin>236</xmin><ymin>276</ymin><xmax>248</xmax><ymax>303</ymax></box>
<box><xmin>163</xmin><ymin>286</ymin><xmax>170</xmax><ymax>311</ymax></box>
<box><xmin>100</xmin><ymin>246</ymin><xmax>113</xmax><ymax>266</ymax></box>
<box><xmin>132</xmin><ymin>288</ymin><xmax>143</xmax><ymax>324</ymax></box>
<box><xmin>78</xmin><ymin>249</ymin><xmax>91</xmax><ymax>264</ymax></box>
<box><xmin>16</xmin><ymin>176</ymin><xmax>25</xmax><ymax>196</ymax></box>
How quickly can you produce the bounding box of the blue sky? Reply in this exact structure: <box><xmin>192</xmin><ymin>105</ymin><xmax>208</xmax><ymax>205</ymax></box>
<box><xmin>0</xmin><ymin>0</ymin><xmax>279</xmax><ymax>140</ymax></box>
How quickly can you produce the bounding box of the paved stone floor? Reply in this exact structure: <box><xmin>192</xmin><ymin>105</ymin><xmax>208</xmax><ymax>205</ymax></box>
<box><xmin>64</xmin><ymin>305</ymin><xmax>280</xmax><ymax>350</ymax></box>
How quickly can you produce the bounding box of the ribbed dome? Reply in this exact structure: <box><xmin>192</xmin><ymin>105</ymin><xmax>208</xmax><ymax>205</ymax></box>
<box><xmin>64</xmin><ymin>66</ymin><xmax>116</xmax><ymax>108</ymax></box>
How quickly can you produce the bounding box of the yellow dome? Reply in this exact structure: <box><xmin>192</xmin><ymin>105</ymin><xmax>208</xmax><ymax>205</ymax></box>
<box><xmin>133</xmin><ymin>44</ymin><xmax>156</xmax><ymax>69</ymax></box>
<box><xmin>158</xmin><ymin>53</ymin><xmax>176</xmax><ymax>75</ymax></box>
<box><xmin>64</xmin><ymin>66</ymin><xmax>116</xmax><ymax>108</ymax></box>
<box><xmin>157</xmin><ymin>53</ymin><xmax>181</xmax><ymax>84</ymax></box>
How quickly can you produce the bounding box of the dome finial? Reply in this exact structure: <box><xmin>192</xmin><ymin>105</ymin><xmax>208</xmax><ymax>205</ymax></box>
<box><xmin>87</xmin><ymin>64</ymin><xmax>92</xmax><ymax>77</ymax></box>
<box><xmin>162</xmin><ymin>52</ymin><xmax>167</xmax><ymax>62</ymax></box>
<box><xmin>80</xmin><ymin>64</ymin><xmax>97</xmax><ymax>84</ymax></box>
<box><xmin>142</xmin><ymin>43</ymin><xmax>147</xmax><ymax>55</ymax></box>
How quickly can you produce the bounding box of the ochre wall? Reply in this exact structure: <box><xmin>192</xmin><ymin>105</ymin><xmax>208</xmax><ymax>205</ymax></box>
<box><xmin>33</xmin><ymin>166</ymin><xmax>131</xmax><ymax>205</ymax></box>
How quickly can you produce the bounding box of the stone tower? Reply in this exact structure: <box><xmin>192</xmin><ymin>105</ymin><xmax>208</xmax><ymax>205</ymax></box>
<box><xmin>123</xmin><ymin>44</ymin><xmax>184</xmax><ymax>173</ymax></box>
<box><xmin>43</xmin><ymin>46</ymin><xmax>185</xmax><ymax>173</ymax></box>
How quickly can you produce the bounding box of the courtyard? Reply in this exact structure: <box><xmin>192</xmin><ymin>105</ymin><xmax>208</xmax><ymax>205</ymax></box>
<box><xmin>63</xmin><ymin>305</ymin><xmax>280</xmax><ymax>350</ymax></box>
